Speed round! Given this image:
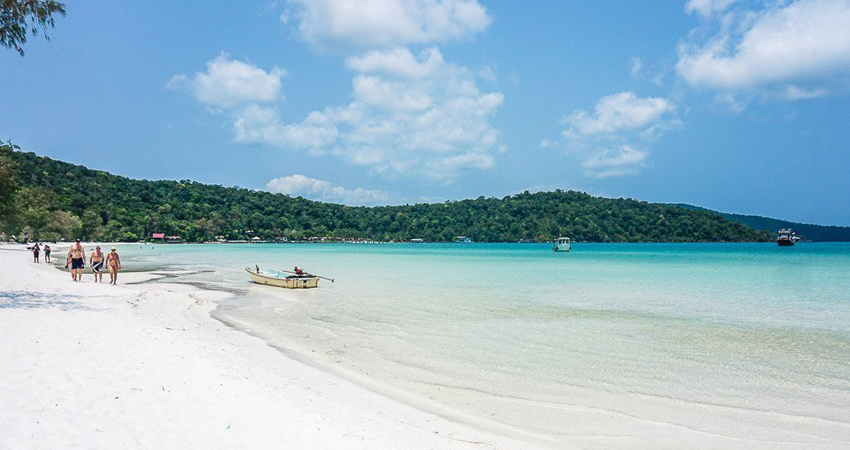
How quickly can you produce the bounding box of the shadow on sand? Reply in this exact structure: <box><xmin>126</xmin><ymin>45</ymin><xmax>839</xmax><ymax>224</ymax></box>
<box><xmin>0</xmin><ymin>290</ymin><xmax>91</xmax><ymax>311</ymax></box>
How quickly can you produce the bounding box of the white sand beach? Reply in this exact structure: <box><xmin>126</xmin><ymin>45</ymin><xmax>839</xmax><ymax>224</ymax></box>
<box><xmin>0</xmin><ymin>245</ymin><xmax>553</xmax><ymax>450</ymax></box>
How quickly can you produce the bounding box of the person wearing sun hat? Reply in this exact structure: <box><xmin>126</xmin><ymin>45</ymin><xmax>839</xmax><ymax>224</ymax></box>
<box><xmin>106</xmin><ymin>247</ymin><xmax>122</xmax><ymax>285</ymax></box>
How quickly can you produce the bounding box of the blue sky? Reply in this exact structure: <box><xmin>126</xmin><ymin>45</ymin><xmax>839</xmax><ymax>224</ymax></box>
<box><xmin>2</xmin><ymin>0</ymin><xmax>849</xmax><ymax>225</ymax></box>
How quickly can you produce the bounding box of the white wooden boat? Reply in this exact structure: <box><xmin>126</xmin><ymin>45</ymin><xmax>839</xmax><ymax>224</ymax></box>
<box><xmin>553</xmin><ymin>237</ymin><xmax>571</xmax><ymax>252</ymax></box>
<box><xmin>246</xmin><ymin>267</ymin><xmax>320</xmax><ymax>289</ymax></box>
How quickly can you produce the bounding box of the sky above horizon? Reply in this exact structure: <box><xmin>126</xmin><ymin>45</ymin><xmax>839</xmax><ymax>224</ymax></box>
<box><xmin>2</xmin><ymin>0</ymin><xmax>850</xmax><ymax>225</ymax></box>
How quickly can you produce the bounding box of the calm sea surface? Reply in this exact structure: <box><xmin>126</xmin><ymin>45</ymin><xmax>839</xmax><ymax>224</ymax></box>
<box><xmin>119</xmin><ymin>242</ymin><xmax>850</xmax><ymax>448</ymax></box>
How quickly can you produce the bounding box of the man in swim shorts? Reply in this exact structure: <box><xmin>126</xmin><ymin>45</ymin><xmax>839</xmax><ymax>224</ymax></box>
<box><xmin>66</xmin><ymin>239</ymin><xmax>85</xmax><ymax>281</ymax></box>
<box><xmin>44</xmin><ymin>244</ymin><xmax>51</xmax><ymax>263</ymax></box>
<box><xmin>90</xmin><ymin>245</ymin><xmax>105</xmax><ymax>283</ymax></box>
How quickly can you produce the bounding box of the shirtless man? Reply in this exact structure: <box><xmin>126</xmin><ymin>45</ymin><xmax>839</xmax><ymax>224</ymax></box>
<box><xmin>65</xmin><ymin>239</ymin><xmax>85</xmax><ymax>281</ymax></box>
<box><xmin>90</xmin><ymin>245</ymin><xmax>105</xmax><ymax>283</ymax></box>
<box><xmin>107</xmin><ymin>247</ymin><xmax>121</xmax><ymax>285</ymax></box>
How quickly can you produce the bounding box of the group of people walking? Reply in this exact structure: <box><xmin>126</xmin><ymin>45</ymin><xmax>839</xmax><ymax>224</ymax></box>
<box><xmin>31</xmin><ymin>239</ymin><xmax>122</xmax><ymax>284</ymax></box>
<box><xmin>30</xmin><ymin>242</ymin><xmax>51</xmax><ymax>263</ymax></box>
<box><xmin>65</xmin><ymin>240</ymin><xmax>122</xmax><ymax>284</ymax></box>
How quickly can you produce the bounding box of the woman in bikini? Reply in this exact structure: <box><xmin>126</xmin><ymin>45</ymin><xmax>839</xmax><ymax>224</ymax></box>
<box><xmin>90</xmin><ymin>246</ymin><xmax>105</xmax><ymax>283</ymax></box>
<box><xmin>107</xmin><ymin>247</ymin><xmax>121</xmax><ymax>285</ymax></box>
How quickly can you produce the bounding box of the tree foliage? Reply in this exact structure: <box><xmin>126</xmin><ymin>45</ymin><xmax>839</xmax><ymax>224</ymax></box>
<box><xmin>1</xmin><ymin>0</ymin><xmax>66</xmax><ymax>56</ymax></box>
<box><xmin>1</xmin><ymin>149</ymin><xmax>772</xmax><ymax>243</ymax></box>
<box><xmin>0</xmin><ymin>141</ymin><xmax>18</xmax><ymax>215</ymax></box>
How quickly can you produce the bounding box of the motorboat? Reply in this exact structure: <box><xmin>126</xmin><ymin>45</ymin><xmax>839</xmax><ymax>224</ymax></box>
<box><xmin>553</xmin><ymin>237</ymin><xmax>571</xmax><ymax>252</ymax></box>
<box><xmin>777</xmin><ymin>229</ymin><xmax>796</xmax><ymax>246</ymax></box>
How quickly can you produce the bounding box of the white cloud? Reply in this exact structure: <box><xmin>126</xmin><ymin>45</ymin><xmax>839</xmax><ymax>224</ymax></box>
<box><xmin>629</xmin><ymin>57</ymin><xmax>643</xmax><ymax>76</ymax></box>
<box><xmin>678</xmin><ymin>0</ymin><xmax>850</xmax><ymax>96</ymax></box>
<box><xmin>580</xmin><ymin>145</ymin><xmax>649</xmax><ymax>178</ymax></box>
<box><xmin>555</xmin><ymin>91</ymin><xmax>676</xmax><ymax>178</ymax></box>
<box><xmin>266</xmin><ymin>174</ymin><xmax>390</xmax><ymax>205</ymax></box>
<box><xmin>563</xmin><ymin>92</ymin><xmax>675</xmax><ymax>137</ymax></box>
<box><xmin>168</xmin><ymin>53</ymin><xmax>285</xmax><ymax>108</ymax></box>
<box><xmin>346</xmin><ymin>46</ymin><xmax>444</xmax><ymax>79</ymax></box>
<box><xmin>285</xmin><ymin>0</ymin><xmax>491</xmax><ymax>50</ymax></box>
<box><xmin>171</xmin><ymin>5</ymin><xmax>503</xmax><ymax>183</ymax></box>
<box><xmin>782</xmin><ymin>85</ymin><xmax>829</xmax><ymax>100</ymax></box>
<box><xmin>235</xmin><ymin>47</ymin><xmax>504</xmax><ymax>181</ymax></box>
<box><xmin>685</xmin><ymin>0</ymin><xmax>740</xmax><ymax>18</ymax></box>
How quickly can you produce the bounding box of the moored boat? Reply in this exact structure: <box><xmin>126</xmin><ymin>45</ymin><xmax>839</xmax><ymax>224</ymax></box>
<box><xmin>777</xmin><ymin>229</ymin><xmax>796</xmax><ymax>246</ymax></box>
<box><xmin>246</xmin><ymin>267</ymin><xmax>320</xmax><ymax>288</ymax></box>
<box><xmin>553</xmin><ymin>237</ymin><xmax>571</xmax><ymax>252</ymax></box>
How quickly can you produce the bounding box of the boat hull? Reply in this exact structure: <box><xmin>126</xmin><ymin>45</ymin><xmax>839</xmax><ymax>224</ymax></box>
<box><xmin>777</xmin><ymin>240</ymin><xmax>795</xmax><ymax>246</ymax></box>
<box><xmin>246</xmin><ymin>268</ymin><xmax>319</xmax><ymax>288</ymax></box>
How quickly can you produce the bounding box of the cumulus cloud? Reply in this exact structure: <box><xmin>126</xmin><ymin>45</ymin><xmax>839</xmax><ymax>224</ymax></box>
<box><xmin>556</xmin><ymin>91</ymin><xmax>676</xmax><ymax>178</ymax></box>
<box><xmin>167</xmin><ymin>53</ymin><xmax>286</xmax><ymax>108</ymax></box>
<box><xmin>678</xmin><ymin>0</ymin><xmax>850</xmax><ymax>98</ymax></box>
<box><xmin>170</xmin><ymin>3</ymin><xmax>503</xmax><ymax>183</ymax></box>
<box><xmin>235</xmin><ymin>47</ymin><xmax>504</xmax><ymax>181</ymax></box>
<box><xmin>285</xmin><ymin>0</ymin><xmax>491</xmax><ymax>50</ymax></box>
<box><xmin>266</xmin><ymin>174</ymin><xmax>390</xmax><ymax>205</ymax></box>
<box><xmin>563</xmin><ymin>92</ymin><xmax>675</xmax><ymax>137</ymax></box>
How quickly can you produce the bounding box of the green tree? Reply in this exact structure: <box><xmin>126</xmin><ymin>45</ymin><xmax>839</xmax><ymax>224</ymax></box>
<box><xmin>0</xmin><ymin>142</ymin><xmax>18</xmax><ymax>229</ymax></box>
<box><xmin>43</xmin><ymin>209</ymin><xmax>80</xmax><ymax>241</ymax></box>
<box><xmin>80</xmin><ymin>209</ymin><xmax>104</xmax><ymax>241</ymax></box>
<box><xmin>1</xmin><ymin>0</ymin><xmax>66</xmax><ymax>56</ymax></box>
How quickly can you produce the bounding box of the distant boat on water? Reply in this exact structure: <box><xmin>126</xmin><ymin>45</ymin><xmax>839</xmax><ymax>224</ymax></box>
<box><xmin>455</xmin><ymin>236</ymin><xmax>474</xmax><ymax>243</ymax></box>
<box><xmin>553</xmin><ymin>237</ymin><xmax>571</xmax><ymax>252</ymax></box>
<box><xmin>777</xmin><ymin>229</ymin><xmax>797</xmax><ymax>246</ymax></box>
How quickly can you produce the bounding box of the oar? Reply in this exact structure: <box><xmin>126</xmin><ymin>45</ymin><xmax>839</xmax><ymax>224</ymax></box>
<box><xmin>278</xmin><ymin>269</ymin><xmax>335</xmax><ymax>283</ymax></box>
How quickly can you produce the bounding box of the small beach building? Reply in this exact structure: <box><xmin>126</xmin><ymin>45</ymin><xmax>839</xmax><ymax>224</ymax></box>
<box><xmin>150</xmin><ymin>233</ymin><xmax>165</xmax><ymax>243</ymax></box>
<box><xmin>165</xmin><ymin>235</ymin><xmax>182</xmax><ymax>244</ymax></box>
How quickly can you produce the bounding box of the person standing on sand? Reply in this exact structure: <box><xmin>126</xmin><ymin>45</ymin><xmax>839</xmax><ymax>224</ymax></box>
<box><xmin>90</xmin><ymin>246</ymin><xmax>105</xmax><ymax>283</ymax></box>
<box><xmin>65</xmin><ymin>239</ymin><xmax>85</xmax><ymax>281</ymax></box>
<box><xmin>107</xmin><ymin>247</ymin><xmax>121</xmax><ymax>285</ymax></box>
<box><xmin>44</xmin><ymin>244</ymin><xmax>51</xmax><ymax>263</ymax></box>
<box><xmin>32</xmin><ymin>242</ymin><xmax>40</xmax><ymax>263</ymax></box>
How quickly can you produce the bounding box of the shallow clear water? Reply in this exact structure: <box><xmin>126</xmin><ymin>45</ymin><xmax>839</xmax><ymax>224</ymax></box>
<box><xmin>118</xmin><ymin>242</ymin><xmax>850</xmax><ymax>447</ymax></box>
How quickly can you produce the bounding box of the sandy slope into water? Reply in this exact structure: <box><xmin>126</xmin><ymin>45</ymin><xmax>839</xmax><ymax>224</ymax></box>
<box><xmin>0</xmin><ymin>245</ymin><xmax>552</xmax><ymax>450</ymax></box>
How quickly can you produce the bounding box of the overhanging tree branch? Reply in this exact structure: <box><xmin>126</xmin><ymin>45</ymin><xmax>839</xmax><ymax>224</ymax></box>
<box><xmin>0</xmin><ymin>0</ymin><xmax>66</xmax><ymax>56</ymax></box>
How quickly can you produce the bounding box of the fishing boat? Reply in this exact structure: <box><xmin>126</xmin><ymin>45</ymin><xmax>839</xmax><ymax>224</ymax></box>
<box><xmin>777</xmin><ymin>229</ymin><xmax>796</xmax><ymax>246</ymax></box>
<box><xmin>553</xmin><ymin>237</ymin><xmax>571</xmax><ymax>252</ymax></box>
<box><xmin>246</xmin><ymin>267</ymin><xmax>322</xmax><ymax>288</ymax></box>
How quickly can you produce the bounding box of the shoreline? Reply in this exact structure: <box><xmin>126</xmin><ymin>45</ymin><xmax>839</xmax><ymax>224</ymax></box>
<box><xmin>0</xmin><ymin>243</ymin><xmax>553</xmax><ymax>450</ymax></box>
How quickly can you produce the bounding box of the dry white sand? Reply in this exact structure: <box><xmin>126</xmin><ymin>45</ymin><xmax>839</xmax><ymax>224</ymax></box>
<box><xmin>0</xmin><ymin>244</ymin><xmax>554</xmax><ymax>450</ymax></box>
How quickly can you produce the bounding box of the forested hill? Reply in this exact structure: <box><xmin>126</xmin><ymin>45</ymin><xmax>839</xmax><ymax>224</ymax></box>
<box><xmin>673</xmin><ymin>204</ymin><xmax>850</xmax><ymax>242</ymax></box>
<box><xmin>1</xmin><ymin>147</ymin><xmax>770</xmax><ymax>243</ymax></box>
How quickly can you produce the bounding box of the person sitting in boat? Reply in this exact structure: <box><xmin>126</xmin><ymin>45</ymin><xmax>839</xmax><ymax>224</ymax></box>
<box><xmin>294</xmin><ymin>266</ymin><xmax>303</xmax><ymax>276</ymax></box>
<box><xmin>256</xmin><ymin>265</ymin><xmax>260</xmax><ymax>274</ymax></box>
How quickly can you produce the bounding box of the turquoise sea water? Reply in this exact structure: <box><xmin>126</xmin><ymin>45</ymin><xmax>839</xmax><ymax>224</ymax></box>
<box><xmin>120</xmin><ymin>242</ymin><xmax>850</xmax><ymax>448</ymax></box>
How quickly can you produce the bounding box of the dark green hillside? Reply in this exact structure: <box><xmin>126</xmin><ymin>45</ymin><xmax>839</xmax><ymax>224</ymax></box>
<box><xmin>1</xmin><ymin>145</ymin><xmax>770</xmax><ymax>243</ymax></box>
<box><xmin>674</xmin><ymin>204</ymin><xmax>850</xmax><ymax>242</ymax></box>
